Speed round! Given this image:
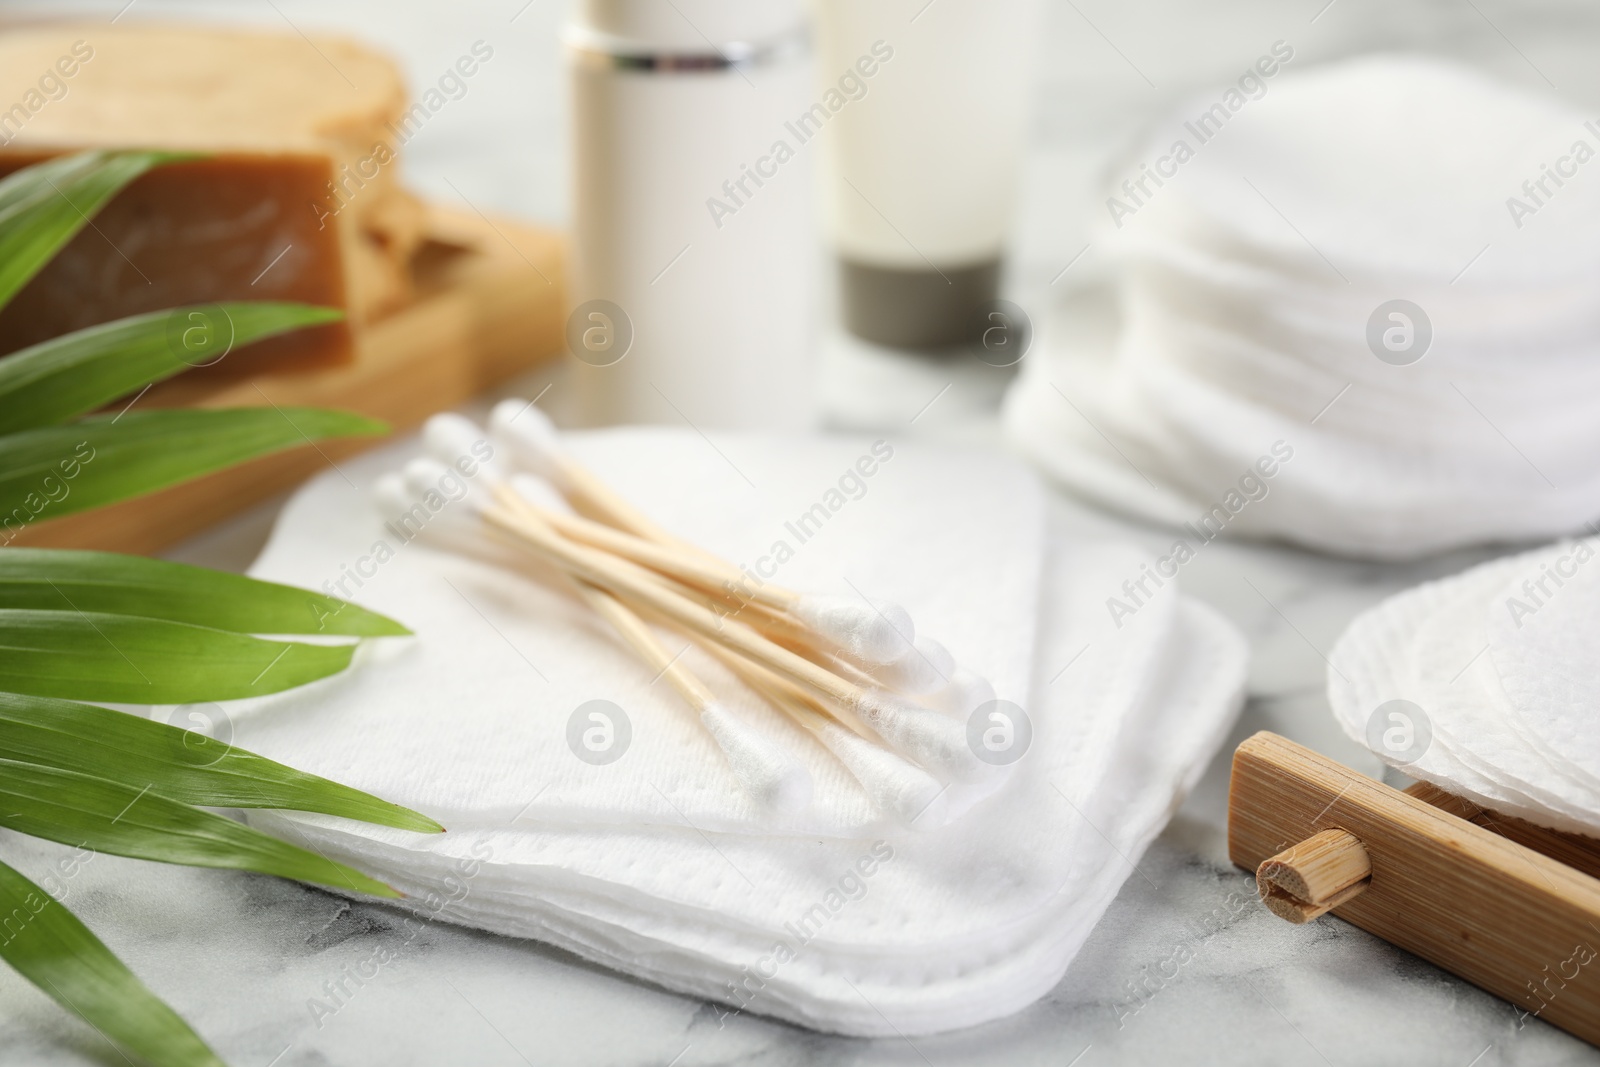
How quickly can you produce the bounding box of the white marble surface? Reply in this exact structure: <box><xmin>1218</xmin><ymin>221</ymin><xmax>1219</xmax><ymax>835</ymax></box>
<box><xmin>6</xmin><ymin>0</ymin><xmax>1600</xmax><ymax>1063</ymax></box>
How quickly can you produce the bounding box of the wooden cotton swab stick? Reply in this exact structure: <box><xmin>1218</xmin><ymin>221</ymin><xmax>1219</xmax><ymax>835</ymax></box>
<box><xmin>393</xmin><ymin>461</ymin><xmax>812</xmax><ymax>812</ymax></box>
<box><xmin>478</xmin><ymin>485</ymin><xmax>986</xmax><ymax>783</ymax></box>
<box><xmin>575</xmin><ymin>584</ymin><xmax>813</xmax><ymax>815</ymax></box>
<box><xmin>686</xmin><ymin>629</ymin><xmax>951</xmax><ymax>826</ymax></box>
<box><xmin>476</xmin><ymin>405</ymin><xmax>919</xmax><ymax>666</ymax></box>
<box><xmin>485</xmin><ymin>402</ymin><xmax>687</xmax><ymax>548</ymax></box>
<box><xmin>497</xmin><ymin>476</ymin><xmax>973</xmax><ymax>705</ymax></box>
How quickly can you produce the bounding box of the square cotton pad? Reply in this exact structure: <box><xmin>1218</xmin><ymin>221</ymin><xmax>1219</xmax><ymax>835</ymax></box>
<box><xmin>212</xmin><ymin>429</ymin><xmax>1246</xmax><ymax>1035</ymax></box>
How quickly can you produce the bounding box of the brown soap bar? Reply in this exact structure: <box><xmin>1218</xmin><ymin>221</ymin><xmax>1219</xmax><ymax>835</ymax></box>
<box><xmin>0</xmin><ymin>152</ymin><xmax>352</xmax><ymax>374</ymax></box>
<box><xmin>0</xmin><ymin>24</ymin><xmax>427</xmax><ymax>373</ymax></box>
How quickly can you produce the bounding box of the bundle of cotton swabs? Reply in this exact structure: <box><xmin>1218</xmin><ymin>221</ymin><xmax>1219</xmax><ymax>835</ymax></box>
<box><xmin>369</xmin><ymin>400</ymin><xmax>1007</xmax><ymax>827</ymax></box>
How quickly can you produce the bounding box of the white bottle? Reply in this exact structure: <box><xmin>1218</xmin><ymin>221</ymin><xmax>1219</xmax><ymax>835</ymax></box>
<box><xmin>567</xmin><ymin>0</ymin><xmax>816</xmax><ymax>429</ymax></box>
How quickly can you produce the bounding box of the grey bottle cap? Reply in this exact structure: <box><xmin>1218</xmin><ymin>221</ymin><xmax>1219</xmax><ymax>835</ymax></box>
<box><xmin>838</xmin><ymin>257</ymin><xmax>1002</xmax><ymax>350</ymax></box>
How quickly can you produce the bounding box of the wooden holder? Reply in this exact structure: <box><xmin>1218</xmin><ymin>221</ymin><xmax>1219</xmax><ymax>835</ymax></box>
<box><xmin>1229</xmin><ymin>731</ymin><xmax>1600</xmax><ymax>1046</ymax></box>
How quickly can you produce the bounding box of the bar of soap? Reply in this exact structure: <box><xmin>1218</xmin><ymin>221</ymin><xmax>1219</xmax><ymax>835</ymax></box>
<box><xmin>0</xmin><ymin>24</ymin><xmax>427</xmax><ymax>372</ymax></box>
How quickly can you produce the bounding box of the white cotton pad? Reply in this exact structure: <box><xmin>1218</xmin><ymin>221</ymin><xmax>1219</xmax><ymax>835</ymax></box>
<box><xmin>1329</xmin><ymin>539</ymin><xmax>1600</xmax><ymax>834</ymax></box>
<box><xmin>1488</xmin><ymin>540</ymin><xmax>1600</xmax><ymax>792</ymax></box>
<box><xmin>1004</xmin><ymin>55</ymin><xmax>1600</xmax><ymax>560</ymax></box>
<box><xmin>1405</xmin><ymin>559</ymin><xmax>1600</xmax><ymax>824</ymax></box>
<box><xmin>242</xmin><ymin>517</ymin><xmax>1247</xmax><ymax>1037</ymax></box>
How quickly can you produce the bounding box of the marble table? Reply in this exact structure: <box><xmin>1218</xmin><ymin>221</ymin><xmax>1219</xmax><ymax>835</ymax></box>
<box><xmin>7</xmin><ymin>0</ymin><xmax>1600</xmax><ymax>1063</ymax></box>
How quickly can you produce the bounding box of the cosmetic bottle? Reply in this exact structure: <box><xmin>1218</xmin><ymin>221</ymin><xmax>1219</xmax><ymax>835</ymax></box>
<box><xmin>567</xmin><ymin>0</ymin><xmax>816</xmax><ymax>428</ymax></box>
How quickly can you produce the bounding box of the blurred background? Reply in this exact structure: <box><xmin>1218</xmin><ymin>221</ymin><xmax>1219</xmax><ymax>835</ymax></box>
<box><xmin>17</xmin><ymin>0</ymin><xmax>1598</xmax><ymax>434</ymax></box>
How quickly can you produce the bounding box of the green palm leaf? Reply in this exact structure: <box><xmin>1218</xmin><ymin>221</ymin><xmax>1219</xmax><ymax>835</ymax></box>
<box><xmin>0</xmin><ymin>549</ymin><xmax>407</xmax><ymax>637</ymax></box>
<box><xmin>0</xmin><ymin>150</ymin><xmax>188</xmax><ymax>313</ymax></box>
<box><xmin>0</xmin><ymin>303</ymin><xmax>344</xmax><ymax>432</ymax></box>
<box><xmin>0</xmin><ymin>147</ymin><xmax>426</xmax><ymax>1067</ymax></box>
<box><xmin>0</xmin><ymin>609</ymin><xmax>358</xmax><ymax>703</ymax></box>
<box><xmin>0</xmin><ymin>407</ymin><xmax>386</xmax><ymax>526</ymax></box>
<box><xmin>0</xmin><ymin>759</ymin><xmax>397</xmax><ymax>897</ymax></box>
<box><xmin>0</xmin><ymin>692</ymin><xmax>440</xmax><ymax>832</ymax></box>
<box><xmin>0</xmin><ymin>857</ymin><xmax>223</xmax><ymax>1067</ymax></box>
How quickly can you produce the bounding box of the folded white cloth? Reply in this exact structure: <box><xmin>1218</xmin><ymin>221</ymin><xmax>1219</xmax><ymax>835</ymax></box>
<box><xmin>1007</xmin><ymin>56</ymin><xmax>1600</xmax><ymax>559</ymax></box>
<box><xmin>1329</xmin><ymin>537</ymin><xmax>1600</xmax><ymax>835</ymax></box>
<box><xmin>224</xmin><ymin>428</ymin><xmax>1246</xmax><ymax>1035</ymax></box>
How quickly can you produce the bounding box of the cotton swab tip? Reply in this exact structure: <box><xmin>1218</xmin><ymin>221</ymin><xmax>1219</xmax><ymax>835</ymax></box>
<box><xmin>699</xmin><ymin>704</ymin><xmax>813</xmax><ymax>814</ymax></box>
<box><xmin>792</xmin><ymin>595</ymin><xmax>915</xmax><ymax>665</ymax></box>
<box><xmin>865</xmin><ymin>636</ymin><xmax>956</xmax><ymax>696</ymax></box>
<box><xmin>490</xmin><ymin>398</ymin><xmax>569</xmax><ymax>487</ymax></box>
<box><xmin>854</xmin><ymin>693</ymin><xmax>987</xmax><ymax>782</ymax></box>
<box><xmin>402</xmin><ymin>458</ymin><xmax>487</xmax><ymax>516</ymax></box>
<box><xmin>927</xmin><ymin>669</ymin><xmax>996</xmax><ymax>719</ymax></box>
<box><xmin>817</xmin><ymin>720</ymin><xmax>949</xmax><ymax>827</ymax></box>
<box><xmin>371</xmin><ymin>473</ymin><xmax>412</xmax><ymax>524</ymax></box>
<box><xmin>422</xmin><ymin>413</ymin><xmax>501</xmax><ymax>481</ymax></box>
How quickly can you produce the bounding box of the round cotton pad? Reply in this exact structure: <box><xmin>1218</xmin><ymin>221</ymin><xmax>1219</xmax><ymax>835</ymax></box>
<box><xmin>1488</xmin><ymin>540</ymin><xmax>1600</xmax><ymax>792</ymax></box>
<box><xmin>1331</xmin><ymin>539</ymin><xmax>1600</xmax><ymax>834</ymax></box>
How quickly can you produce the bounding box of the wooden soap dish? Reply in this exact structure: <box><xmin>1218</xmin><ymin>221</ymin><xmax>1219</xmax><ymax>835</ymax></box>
<box><xmin>1230</xmin><ymin>732</ymin><xmax>1600</xmax><ymax>1046</ymax></box>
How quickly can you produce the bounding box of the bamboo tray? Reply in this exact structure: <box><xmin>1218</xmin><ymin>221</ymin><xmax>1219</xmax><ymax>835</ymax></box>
<box><xmin>9</xmin><ymin>205</ymin><xmax>565</xmax><ymax>556</ymax></box>
<box><xmin>1230</xmin><ymin>731</ymin><xmax>1600</xmax><ymax>1045</ymax></box>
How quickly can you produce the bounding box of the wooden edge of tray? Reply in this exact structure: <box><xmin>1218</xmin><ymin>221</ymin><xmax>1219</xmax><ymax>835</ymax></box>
<box><xmin>1229</xmin><ymin>730</ymin><xmax>1600</xmax><ymax>1045</ymax></box>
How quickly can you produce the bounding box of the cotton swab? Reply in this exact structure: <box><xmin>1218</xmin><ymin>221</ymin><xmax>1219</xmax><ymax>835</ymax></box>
<box><xmin>690</xmin><ymin>632</ymin><xmax>950</xmax><ymax>826</ymax></box>
<box><xmin>859</xmin><ymin>637</ymin><xmax>956</xmax><ymax>698</ymax></box>
<box><xmin>502</xmin><ymin>478</ymin><xmax>910</xmax><ymax>665</ymax></box>
<box><xmin>478</xmin><ymin>405</ymin><xmax>919</xmax><ymax>666</ymax></box>
<box><xmin>533</xmin><ymin>512</ymin><xmax>953</xmax><ymax>824</ymax></box>
<box><xmin>401</xmin><ymin>410</ymin><xmax>1005</xmax><ymax>819</ymax></box>
<box><xmin>479</xmin><ymin>483</ymin><xmax>985</xmax><ymax>783</ymax></box>
<box><xmin>926</xmin><ymin>668</ymin><xmax>997</xmax><ymax>719</ymax></box>
<box><xmin>576</xmin><ymin>583</ymin><xmax>812</xmax><ymax>815</ymax></box>
<box><xmin>386</xmin><ymin>465</ymin><xmax>813</xmax><ymax>813</ymax></box>
<box><xmin>489</xmin><ymin>399</ymin><xmax>685</xmax><ymax>548</ymax></box>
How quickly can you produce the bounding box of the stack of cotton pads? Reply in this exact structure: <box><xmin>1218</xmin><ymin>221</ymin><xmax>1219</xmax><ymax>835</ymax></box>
<box><xmin>1329</xmin><ymin>537</ymin><xmax>1600</xmax><ymax>835</ymax></box>
<box><xmin>216</xmin><ymin>426</ymin><xmax>1247</xmax><ymax>1035</ymax></box>
<box><xmin>1005</xmin><ymin>55</ymin><xmax>1600</xmax><ymax>559</ymax></box>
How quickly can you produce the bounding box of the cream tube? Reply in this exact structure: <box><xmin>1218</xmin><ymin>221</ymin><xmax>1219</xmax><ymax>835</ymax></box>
<box><xmin>811</xmin><ymin>0</ymin><xmax>1042</xmax><ymax>349</ymax></box>
<box><xmin>567</xmin><ymin>0</ymin><xmax>817</xmax><ymax>429</ymax></box>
